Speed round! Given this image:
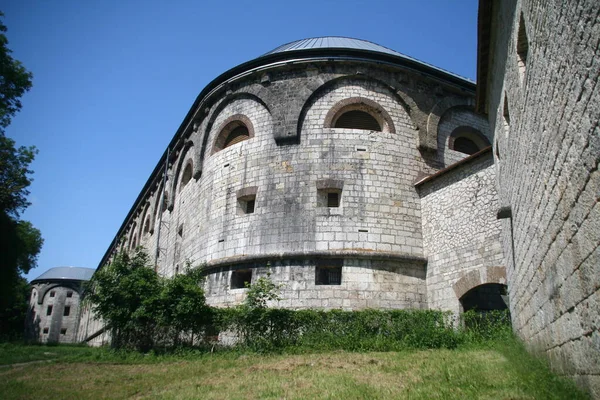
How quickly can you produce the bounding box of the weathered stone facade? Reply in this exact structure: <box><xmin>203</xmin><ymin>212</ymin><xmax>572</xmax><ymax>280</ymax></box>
<box><xmin>477</xmin><ymin>0</ymin><xmax>600</xmax><ymax>396</ymax></box>
<box><xmin>86</xmin><ymin>38</ymin><xmax>502</xmax><ymax>320</ymax></box>
<box><xmin>26</xmin><ymin>267</ymin><xmax>94</xmax><ymax>344</ymax></box>
<box><xmin>418</xmin><ymin>149</ymin><xmax>506</xmax><ymax>314</ymax></box>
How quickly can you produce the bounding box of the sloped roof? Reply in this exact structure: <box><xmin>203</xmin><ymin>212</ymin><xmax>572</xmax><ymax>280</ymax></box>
<box><xmin>261</xmin><ymin>36</ymin><xmax>473</xmax><ymax>83</ymax></box>
<box><xmin>32</xmin><ymin>266</ymin><xmax>95</xmax><ymax>282</ymax></box>
<box><xmin>263</xmin><ymin>36</ymin><xmax>404</xmax><ymax>57</ymax></box>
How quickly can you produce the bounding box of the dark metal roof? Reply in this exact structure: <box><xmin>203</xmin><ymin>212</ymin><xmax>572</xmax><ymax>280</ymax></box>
<box><xmin>32</xmin><ymin>267</ymin><xmax>95</xmax><ymax>282</ymax></box>
<box><xmin>263</xmin><ymin>37</ymin><xmax>405</xmax><ymax>57</ymax></box>
<box><xmin>262</xmin><ymin>36</ymin><xmax>474</xmax><ymax>84</ymax></box>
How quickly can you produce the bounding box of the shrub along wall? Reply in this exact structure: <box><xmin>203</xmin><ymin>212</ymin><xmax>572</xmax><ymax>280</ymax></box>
<box><xmin>214</xmin><ymin>308</ymin><xmax>512</xmax><ymax>353</ymax></box>
<box><xmin>87</xmin><ymin>251</ymin><xmax>511</xmax><ymax>352</ymax></box>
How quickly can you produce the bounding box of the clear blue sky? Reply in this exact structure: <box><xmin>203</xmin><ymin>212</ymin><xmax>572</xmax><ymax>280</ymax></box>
<box><xmin>3</xmin><ymin>0</ymin><xmax>479</xmax><ymax>281</ymax></box>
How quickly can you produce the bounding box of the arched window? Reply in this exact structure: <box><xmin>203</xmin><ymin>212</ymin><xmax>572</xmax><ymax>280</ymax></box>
<box><xmin>212</xmin><ymin>115</ymin><xmax>255</xmax><ymax>154</ymax></box>
<box><xmin>143</xmin><ymin>216</ymin><xmax>151</xmax><ymax>235</ymax></box>
<box><xmin>516</xmin><ymin>13</ymin><xmax>529</xmax><ymax>82</ymax></box>
<box><xmin>180</xmin><ymin>162</ymin><xmax>193</xmax><ymax>191</ymax></box>
<box><xmin>224</xmin><ymin>126</ymin><xmax>250</xmax><ymax>148</ymax></box>
<box><xmin>334</xmin><ymin>110</ymin><xmax>381</xmax><ymax>131</ymax></box>
<box><xmin>325</xmin><ymin>97</ymin><xmax>394</xmax><ymax>133</ymax></box>
<box><xmin>161</xmin><ymin>192</ymin><xmax>169</xmax><ymax>212</ymax></box>
<box><xmin>453</xmin><ymin>137</ymin><xmax>480</xmax><ymax>155</ymax></box>
<box><xmin>448</xmin><ymin>126</ymin><xmax>490</xmax><ymax>155</ymax></box>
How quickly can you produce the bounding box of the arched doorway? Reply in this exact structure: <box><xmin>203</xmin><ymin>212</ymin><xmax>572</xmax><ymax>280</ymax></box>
<box><xmin>459</xmin><ymin>283</ymin><xmax>508</xmax><ymax>312</ymax></box>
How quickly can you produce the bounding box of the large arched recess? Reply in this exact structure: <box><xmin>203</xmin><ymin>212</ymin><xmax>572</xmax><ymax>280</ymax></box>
<box><xmin>297</xmin><ymin>75</ymin><xmax>416</xmax><ymax>141</ymax></box>
<box><xmin>424</xmin><ymin>97</ymin><xmax>476</xmax><ymax>152</ymax></box>
<box><xmin>168</xmin><ymin>140</ymin><xmax>195</xmax><ymax>211</ymax></box>
<box><xmin>460</xmin><ymin>283</ymin><xmax>508</xmax><ymax>313</ymax></box>
<box><xmin>151</xmin><ymin>180</ymin><xmax>166</xmax><ymax>227</ymax></box>
<box><xmin>36</xmin><ymin>284</ymin><xmax>81</xmax><ymax>305</ymax></box>
<box><xmin>452</xmin><ymin>266</ymin><xmax>508</xmax><ymax>312</ymax></box>
<box><xmin>139</xmin><ymin>202</ymin><xmax>153</xmax><ymax>240</ymax></box>
<box><xmin>196</xmin><ymin>92</ymin><xmax>271</xmax><ymax>178</ymax></box>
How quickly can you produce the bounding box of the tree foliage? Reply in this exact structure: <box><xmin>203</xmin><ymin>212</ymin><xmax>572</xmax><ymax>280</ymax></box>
<box><xmin>0</xmin><ymin>11</ymin><xmax>40</xmax><ymax>340</ymax></box>
<box><xmin>0</xmin><ymin>12</ymin><xmax>33</xmax><ymax>135</ymax></box>
<box><xmin>86</xmin><ymin>249</ymin><xmax>211</xmax><ymax>351</ymax></box>
<box><xmin>0</xmin><ymin>136</ymin><xmax>37</xmax><ymax>217</ymax></box>
<box><xmin>157</xmin><ymin>264</ymin><xmax>212</xmax><ymax>340</ymax></box>
<box><xmin>244</xmin><ymin>272</ymin><xmax>282</xmax><ymax>310</ymax></box>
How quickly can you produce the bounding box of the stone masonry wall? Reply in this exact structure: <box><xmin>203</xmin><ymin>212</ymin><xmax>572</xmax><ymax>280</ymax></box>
<box><xmin>487</xmin><ymin>0</ymin><xmax>600</xmax><ymax>395</ymax></box>
<box><xmin>204</xmin><ymin>259</ymin><xmax>427</xmax><ymax>310</ymax></box>
<box><xmin>419</xmin><ymin>151</ymin><xmax>505</xmax><ymax>314</ymax></box>
<box><xmin>437</xmin><ymin>107</ymin><xmax>491</xmax><ymax>167</ymax></box>
<box><xmin>28</xmin><ymin>283</ymin><xmax>82</xmax><ymax>344</ymax></box>
<box><xmin>86</xmin><ymin>54</ymin><xmax>496</xmax><ymax>342</ymax></box>
<box><xmin>76</xmin><ymin>303</ymin><xmax>110</xmax><ymax>346</ymax></box>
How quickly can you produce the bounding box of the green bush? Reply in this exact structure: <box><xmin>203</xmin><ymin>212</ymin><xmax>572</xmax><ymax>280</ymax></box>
<box><xmin>461</xmin><ymin>309</ymin><xmax>512</xmax><ymax>342</ymax></box>
<box><xmin>86</xmin><ymin>250</ymin><xmax>212</xmax><ymax>351</ymax></box>
<box><xmin>87</xmin><ymin>255</ymin><xmax>513</xmax><ymax>354</ymax></box>
<box><xmin>215</xmin><ymin>307</ymin><xmax>463</xmax><ymax>352</ymax></box>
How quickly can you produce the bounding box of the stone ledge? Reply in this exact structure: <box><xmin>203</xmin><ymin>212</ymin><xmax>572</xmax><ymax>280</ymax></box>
<box><xmin>200</xmin><ymin>250</ymin><xmax>427</xmax><ymax>272</ymax></box>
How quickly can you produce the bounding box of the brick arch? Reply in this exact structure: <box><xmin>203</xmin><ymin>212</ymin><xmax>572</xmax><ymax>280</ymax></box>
<box><xmin>197</xmin><ymin>92</ymin><xmax>270</xmax><ymax>177</ymax></box>
<box><xmin>37</xmin><ymin>284</ymin><xmax>81</xmax><ymax>305</ymax></box>
<box><xmin>128</xmin><ymin>221</ymin><xmax>138</xmax><ymax>250</ymax></box>
<box><xmin>323</xmin><ymin>96</ymin><xmax>396</xmax><ymax>134</ymax></box>
<box><xmin>211</xmin><ymin>114</ymin><xmax>255</xmax><ymax>154</ymax></box>
<box><xmin>168</xmin><ymin>140</ymin><xmax>195</xmax><ymax>211</ymax></box>
<box><xmin>448</xmin><ymin>125</ymin><xmax>490</xmax><ymax>152</ymax></box>
<box><xmin>139</xmin><ymin>202</ymin><xmax>154</xmax><ymax>237</ymax></box>
<box><xmin>151</xmin><ymin>180</ymin><xmax>165</xmax><ymax>225</ymax></box>
<box><xmin>424</xmin><ymin>97</ymin><xmax>476</xmax><ymax>152</ymax></box>
<box><xmin>297</xmin><ymin>75</ymin><xmax>416</xmax><ymax>139</ymax></box>
<box><xmin>452</xmin><ymin>266</ymin><xmax>507</xmax><ymax>301</ymax></box>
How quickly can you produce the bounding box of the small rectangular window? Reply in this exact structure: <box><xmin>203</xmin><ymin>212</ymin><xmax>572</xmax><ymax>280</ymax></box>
<box><xmin>46</xmin><ymin>305</ymin><xmax>53</xmax><ymax>316</ymax></box>
<box><xmin>238</xmin><ymin>195</ymin><xmax>256</xmax><ymax>215</ymax></box>
<box><xmin>43</xmin><ymin>328</ymin><xmax>49</xmax><ymax>334</ymax></box>
<box><xmin>66</xmin><ymin>291</ymin><xmax>73</xmax><ymax>298</ymax></box>
<box><xmin>63</xmin><ymin>306</ymin><xmax>70</xmax><ymax>316</ymax></box>
<box><xmin>316</xmin><ymin>264</ymin><xmax>342</xmax><ymax>285</ymax></box>
<box><xmin>60</xmin><ymin>328</ymin><xmax>67</xmax><ymax>335</ymax></box>
<box><xmin>236</xmin><ymin>186</ymin><xmax>258</xmax><ymax>216</ymax></box>
<box><xmin>327</xmin><ymin>192</ymin><xmax>340</xmax><ymax>208</ymax></box>
<box><xmin>50</xmin><ymin>291</ymin><xmax>55</xmax><ymax>298</ymax></box>
<box><xmin>316</xmin><ymin>182</ymin><xmax>343</xmax><ymax>208</ymax></box>
<box><xmin>246</xmin><ymin>199</ymin><xmax>255</xmax><ymax>214</ymax></box>
<box><xmin>231</xmin><ymin>269</ymin><xmax>252</xmax><ymax>289</ymax></box>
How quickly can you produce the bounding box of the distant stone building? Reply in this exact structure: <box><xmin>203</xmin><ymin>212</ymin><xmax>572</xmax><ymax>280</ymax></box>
<box><xmin>26</xmin><ymin>267</ymin><xmax>94</xmax><ymax>343</ymax></box>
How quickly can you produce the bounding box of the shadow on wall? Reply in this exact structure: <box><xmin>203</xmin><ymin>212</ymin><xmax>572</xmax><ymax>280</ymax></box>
<box><xmin>460</xmin><ymin>283</ymin><xmax>508</xmax><ymax>313</ymax></box>
<box><xmin>24</xmin><ymin>306</ymin><xmax>41</xmax><ymax>343</ymax></box>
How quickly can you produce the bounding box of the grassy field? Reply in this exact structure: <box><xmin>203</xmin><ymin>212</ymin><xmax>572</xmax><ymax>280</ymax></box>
<box><xmin>0</xmin><ymin>340</ymin><xmax>588</xmax><ymax>399</ymax></box>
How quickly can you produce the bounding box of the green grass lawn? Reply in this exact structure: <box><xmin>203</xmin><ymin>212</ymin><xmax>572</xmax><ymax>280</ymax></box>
<box><xmin>0</xmin><ymin>341</ymin><xmax>588</xmax><ymax>399</ymax></box>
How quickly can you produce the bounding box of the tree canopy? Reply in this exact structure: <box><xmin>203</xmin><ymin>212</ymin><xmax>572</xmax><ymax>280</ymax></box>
<box><xmin>0</xmin><ymin>12</ymin><xmax>33</xmax><ymax>135</ymax></box>
<box><xmin>86</xmin><ymin>250</ymin><xmax>211</xmax><ymax>350</ymax></box>
<box><xmin>0</xmin><ymin>11</ymin><xmax>41</xmax><ymax>339</ymax></box>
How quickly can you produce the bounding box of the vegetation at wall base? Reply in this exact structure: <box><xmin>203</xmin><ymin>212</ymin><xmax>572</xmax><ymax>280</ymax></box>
<box><xmin>87</xmin><ymin>249</ymin><xmax>513</xmax><ymax>354</ymax></box>
<box><xmin>0</xmin><ymin>340</ymin><xmax>589</xmax><ymax>400</ymax></box>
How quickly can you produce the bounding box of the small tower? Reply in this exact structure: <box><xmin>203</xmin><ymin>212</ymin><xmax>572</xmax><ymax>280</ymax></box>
<box><xmin>26</xmin><ymin>267</ymin><xmax>95</xmax><ymax>343</ymax></box>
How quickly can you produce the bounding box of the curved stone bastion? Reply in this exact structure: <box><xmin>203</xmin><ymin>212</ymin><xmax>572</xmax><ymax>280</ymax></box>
<box><xmin>90</xmin><ymin>37</ymin><xmax>504</xmax><ymax>313</ymax></box>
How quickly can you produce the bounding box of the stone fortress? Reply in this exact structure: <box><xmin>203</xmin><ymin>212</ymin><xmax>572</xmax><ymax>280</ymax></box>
<box><xmin>33</xmin><ymin>0</ymin><xmax>600</xmax><ymax>396</ymax></box>
<box><xmin>77</xmin><ymin>35</ymin><xmax>505</xmax><ymax>317</ymax></box>
<box><xmin>26</xmin><ymin>267</ymin><xmax>94</xmax><ymax>344</ymax></box>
